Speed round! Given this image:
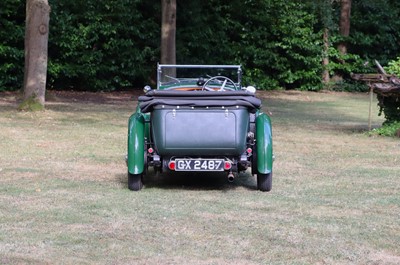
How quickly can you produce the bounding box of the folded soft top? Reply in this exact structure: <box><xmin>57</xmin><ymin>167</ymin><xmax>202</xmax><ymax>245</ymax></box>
<box><xmin>138</xmin><ymin>90</ymin><xmax>262</xmax><ymax>113</ymax></box>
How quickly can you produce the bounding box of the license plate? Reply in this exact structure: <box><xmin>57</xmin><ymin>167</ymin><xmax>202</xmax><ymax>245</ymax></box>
<box><xmin>175</xmin><ymin>159</ymin><xmax>224</xmax><ymax>171</ymax></box>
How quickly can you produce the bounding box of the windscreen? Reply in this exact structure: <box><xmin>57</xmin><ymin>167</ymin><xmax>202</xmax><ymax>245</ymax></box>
<box><xmin>158</xmin><ymin>65</ymin><xmax>241</xmax><ymax>88</ymax></box>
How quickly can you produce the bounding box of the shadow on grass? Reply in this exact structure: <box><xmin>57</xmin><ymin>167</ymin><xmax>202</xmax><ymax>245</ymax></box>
<box><xmin>117</xmin><ymin>170</ymin><xmax>258</xmax><ymax>192</ymax></box>
<box><xmin>266</xmin><ymin>97</ymin><xmax>383</xmax><ymax>135</ymax></box>
<box><xmin>0</xmin><ymin>104</ymin><xmax>18</xmax><ymax>112</ymax></box>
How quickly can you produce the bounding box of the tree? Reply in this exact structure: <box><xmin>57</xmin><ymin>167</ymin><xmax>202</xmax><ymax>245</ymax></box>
<box><xmin>322</xmin><ymin>28</ymin><xmax>330</xmax><ymax>84</ymax></box>
<box><xmin>161</xmin><ymin>0</ymin><xmax>176</xmax><ymax>77</ymax></box>
<box><xmin>338</xmin><ymin>0</ymin><xmax>351</xmax><ymax>55</ymax></box>
<box><xmin>20</xmin><ymin>0</ymin><xmax>50</xmax><ymax>110</ymax></box>
<box><xmin>330</xmin><ymin>0</ymin><xmax>352</xmax><ymax>82</ymax></box>
<box><xmin>2</xmin><ymin>0</ymin><xmax>399</xmax><ymax>93</ymax></box>
<box><xmin>350</xmin><ymin>0</ymin><xmax>400</xmax><ymax>64</ymax></box>
<box><xmin>315</xmin><ymin>0</ymin><xmax>334</xmax><ymax>84</ymax></box>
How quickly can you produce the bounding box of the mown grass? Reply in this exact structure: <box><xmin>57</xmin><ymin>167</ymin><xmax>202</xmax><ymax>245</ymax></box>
<box><xmin>1</xmin><ymin>91</ymin><xmax>399</xmax><ymax>264</ymax></box>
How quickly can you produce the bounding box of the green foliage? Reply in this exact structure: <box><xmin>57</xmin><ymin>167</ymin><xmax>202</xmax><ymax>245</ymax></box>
<box><xmin>329</xmin><ymin>80</ymin><xmax>369</xmax><ymax>92</ymax></box>
<box><xmin>47</xmin><ymin>0</ymin><xmax>159</xmax><ymax>90</ymax></box>
<box><xmin>369</xmin><ymin>121</ymin><xmax>400</xmax><ymax>137</ymax></box>
<box><xmin>176</xmin><ymin>0</ymin><xmax>323</xmax><ymax>90</ymax></box>
<box><xmin>377</xmin><ymin>94</ymin><xmax>400</xmax><ymax>125</ymax></box>
<box><xmin>375</xmin><ymin>57</ymin><xmax>400</xmax><ymax>125</ymax></box>
<box><xmin>2</xmin><ymin>0</ymin><xmax>400</xmax><ymax>91</ymax></box>
<box><xmin>240</xmin><ymin>1</ymin><xmax>323</xmax><ymax>90</ymax></box>
<box><xmin>349</xmin><ymin>0</ymin><xmax>400</xmax><ymax>65</ymax></box>
<box><xmin>18</xmin><ymin>96</ymin><xmax>45</xmax><ymax>111</ymax></box>
<box><xmin>325</xmin><ymin>44</ymin><xmax>371</xmax><ymax>92</ymax></box>
<box><xmin>0</xmin><ymin>0</ymin><xmax>25</xmax><ymax>91</ymax></box>
<box><xmin>385</xmin><ymin>57</ymin><xmax>400</xmax><ymax>75</ymax></box>
<box><xmin>326</xmin><ymin>45</ymin><xmax>366</xmax><ymax>76</ymax></box>
<box><xmin>316</xmin><ymin>0</ymin><xmax>400</xmax><ymax>92</ymax></box>
<box><xmin>272</xmin><ymin>2</ymin><xmax>323</xmax><ymax>90</ymax></box>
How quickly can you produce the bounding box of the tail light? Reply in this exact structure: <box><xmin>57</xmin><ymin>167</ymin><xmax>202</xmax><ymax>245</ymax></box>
<box><xmin>224</xmin><ymin>161</ymin><xmax>232</xmax><ymax>170</ymax></box>
<box><xmin>168</xmin><ymin>161</ymin><xmax>176</xmax><ymax>171</ymax></box>
<box><xmin>246</xmin><ymin>148</ymin><xmax>252</xmax><ymax>155</ymax></box>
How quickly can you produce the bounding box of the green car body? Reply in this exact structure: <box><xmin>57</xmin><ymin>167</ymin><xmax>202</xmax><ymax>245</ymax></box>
<box><xmin>127</xmin><ymin>110</ymin><xmax>146</xmax><ymax>175</ymax></box>
<box><xmin>127</xmin><ymin>65</ymin><xmax>273</xmax><ymax>191</ymax></box>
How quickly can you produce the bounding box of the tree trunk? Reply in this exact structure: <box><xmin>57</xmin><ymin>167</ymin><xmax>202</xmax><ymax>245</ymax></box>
<box><xmin>338</xmin><ymin>0</ymin><xmax>351</xmax><ymax>55</ymax></box>
<box><xmin>22</xmin><ymin>0</ymin><xmax>50</xmax><ymax>110</ymax></box>
<box><xmin>322</xmin><ymin>28</ymin><xmax>330</xmax><ymax>84</ymax></box>
<box><xmin>161</xmin><ymin>0</ymin><xmax>176</xmax><ymax>78</ymax></box>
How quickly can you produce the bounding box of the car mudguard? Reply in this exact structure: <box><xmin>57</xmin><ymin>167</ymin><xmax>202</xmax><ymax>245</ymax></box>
<box><xmin>127</xmin><ymin>112</ymin><xmax>145</xmax><ymax>174</ymax></box>
<box><xmin>256</xmin><ymin>113</ymin><xmax>273</xmax><ymax>174</ymax></box>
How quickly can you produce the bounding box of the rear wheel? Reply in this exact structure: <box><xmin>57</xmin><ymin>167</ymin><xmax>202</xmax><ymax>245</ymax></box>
<box><xmin>128</xmin><ymin>173</ymin><xmax>143</xmax><ymax>191</ymax></box>
<box><xmin>257</xmin><ymin>172</ymin><xmax>272</xmax><ymax>192</ymax></box>
<box><xmin>252</xmin><ymin>135</ymin><xmax>272</xmax><ymax>192</ymax></box>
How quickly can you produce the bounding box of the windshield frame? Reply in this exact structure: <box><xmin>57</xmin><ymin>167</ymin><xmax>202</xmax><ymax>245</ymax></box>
<box><xmin>157</xmin><ymin>64</ymin><xmax>242</xmax><ymax>90</ymax></box>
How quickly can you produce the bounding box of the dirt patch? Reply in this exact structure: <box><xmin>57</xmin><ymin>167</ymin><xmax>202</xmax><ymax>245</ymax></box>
<box><xmin>369</xmin><ymin>250</ymin><xmax>400</xmax><ymax>264</ymax></box>
<box><xmin>1</xmin><ymin>90</ymin><xmax>363</xmax><ymax>106</ymax></box>
<box><xmin>47</xmin><ymin>90</ymin><xmax>143</xmax><ymax>104</ymax></box>
<box><xmin>0</xmin><ymin>90</ymin><xmax>144</xmax><ymax>106</ymax></box>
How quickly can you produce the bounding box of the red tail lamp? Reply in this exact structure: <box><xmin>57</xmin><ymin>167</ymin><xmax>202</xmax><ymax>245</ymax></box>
<box><xmin>168</xmin><ymin>161</ymin><xmax>176</xmax><ymax>171</ymax></box>
<box><xmin>147</xmin><ymin>147</ymin><xmax>154</xmax><ymax>154</ymax></box>
<box><xmin>224</xmin><ymin>161</ymin><xmax>232</xmax><ymax>170</ymax></box>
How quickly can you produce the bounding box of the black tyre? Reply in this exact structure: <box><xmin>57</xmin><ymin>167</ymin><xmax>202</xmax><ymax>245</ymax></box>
<box><xmin>128</xmin><ymin>172</ymin><xmax>143</xmax><ymax>191</ymax></box>
<box><xmin>257</xmin><ymin>172</ymin><xmax>272</xmax><ymax>192</ymax></box>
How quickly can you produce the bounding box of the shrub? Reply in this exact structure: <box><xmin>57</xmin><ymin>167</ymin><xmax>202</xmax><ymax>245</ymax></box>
<box><xmin>385</xmin><ymin>56</ymin><xmax>400</xmax><ymax>75</ymax></box>
<box><xmin>369</xmin><ymin>121</ymin><xmax>400</xmax><ymax>137</ymax></box>
<box><xmin>47</xmin><ymin>0</ymin><xmax>160</xmax><ymax>91</ymax></box>
<box><xmin>0</xmin><ymin>0</ymin><xmax>25</xmax><ymax>91</ymax></box>
<box><xmin>374</xmin><ymin>57</ymin><xmax>400</xmax><ymax>125</ymax></box>
<box><xmin>377</xmin><ymin>94</ymin><xmax>400</xmax><ymax>125</ymax></box>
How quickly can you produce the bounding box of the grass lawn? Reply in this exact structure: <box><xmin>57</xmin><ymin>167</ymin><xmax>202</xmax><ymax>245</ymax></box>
<box><xmin>1</xmin><ymin>90</ymin><xmax>399</xmax><ymax>264</ymax></box>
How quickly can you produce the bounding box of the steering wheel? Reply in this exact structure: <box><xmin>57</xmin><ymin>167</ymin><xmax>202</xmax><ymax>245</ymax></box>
<box><xmin>202</xmin><ymin>76</ymin><xmax>238</xmax><ymax>91</ymax></box>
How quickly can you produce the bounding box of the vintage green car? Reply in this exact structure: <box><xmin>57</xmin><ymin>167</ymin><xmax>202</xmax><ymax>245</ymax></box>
<box><xmin>127</xmin><ymin>64</ymin><xmax>273</xmax><ymax>191</ymax></box>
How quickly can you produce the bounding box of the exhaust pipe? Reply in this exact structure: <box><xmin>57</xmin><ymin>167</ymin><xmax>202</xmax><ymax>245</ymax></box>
<box><xmin>227</xmin><ymin>173</ymin><xmax>235</xmax><ymax>182</ymax></box>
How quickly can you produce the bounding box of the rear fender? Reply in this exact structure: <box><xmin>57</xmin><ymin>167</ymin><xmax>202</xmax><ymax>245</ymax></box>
<box><xmin>256</xmin><ymin>113</ymin><xmax>273</xmax><ymax>174</ymax></box>
<box><xmin>127</xmin><ymin>112</ymin><xmax>145</xmax><ymax>174</ymax></box>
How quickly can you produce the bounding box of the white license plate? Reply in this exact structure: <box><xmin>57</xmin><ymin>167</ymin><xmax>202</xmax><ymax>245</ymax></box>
<box><xmin>175</xmin><ymin>159</ymin><xmax>224</xmax><ymax>171</ymax></box>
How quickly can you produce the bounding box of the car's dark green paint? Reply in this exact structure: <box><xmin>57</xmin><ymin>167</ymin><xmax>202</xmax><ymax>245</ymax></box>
<box><xmin>127</xmin><ymin>111</ymin><xmax>145</xmax><ymax>175</ymax></box>
<box><xmin>127</xmin><ymin>64</ymin><xmax>274</xmax><ymax>191</ymax></box>
<box><xmin>255</xmin><ymin>112</ymin><xmax>273</xmax><ymax>174</ymax></box>
<box><xmin>151</xmin><ymin>106</ymin><xmax>249</xmax><ymax>156</ymax></box>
